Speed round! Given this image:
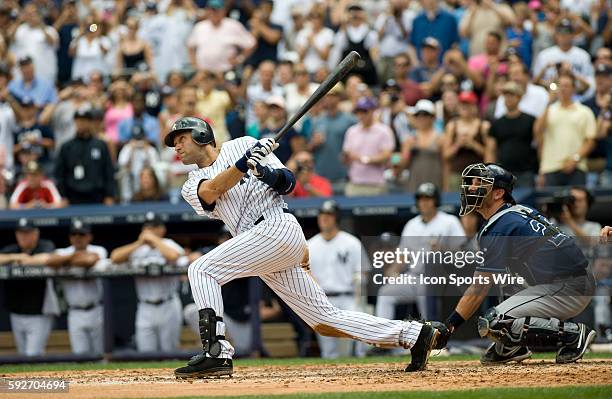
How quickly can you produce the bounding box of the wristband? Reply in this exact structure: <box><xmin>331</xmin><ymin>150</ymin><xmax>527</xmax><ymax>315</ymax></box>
<box><xmin>445</xmin><ymin>310</ymin><xmax>466</xmax><ymax>329</ymax></box>
<box><xmin>235</xmin><ymin>154</ymin><xmax>249</xmax><ymax>173</ymax></box>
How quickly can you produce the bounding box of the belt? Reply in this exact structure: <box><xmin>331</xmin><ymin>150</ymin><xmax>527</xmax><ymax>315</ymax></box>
<box><xmin>326</xmin><ymin>292</ymin><xmax>353</xmax><ymax>297</ymax></box>
<box><xmin>69</xmin><ymin>302</ymin><xmax>100</xmax><ymax>311</ymax></box>
<box><xmin>551</xmin><ymin>269</ymin><xmax>587</xmax><ymax>282</ymax></box>
<box><xmin>142</xmin><ymin>296</ymin><xmax>174</xmax><ymax>306</ymax></box>
<box><xmin>254</xmin><ymin>208</ymin><xmax>291</xmax><ymax>226</ymax></box>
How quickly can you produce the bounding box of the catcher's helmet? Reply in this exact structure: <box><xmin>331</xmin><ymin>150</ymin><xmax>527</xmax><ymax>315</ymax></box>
<box><xmin>164</xmin><ymin>116</ymin><xmax>215</xmax><ymax>147</ymax></box>
<box><xmin>415</xmin><ymin>182</ymin><xmax>440</xmax><ymax>207</ymax></box>
<box><xmin>459</xmin><ymin>163</ymin><xmax>516</xmax><ymax>216</ymax></box>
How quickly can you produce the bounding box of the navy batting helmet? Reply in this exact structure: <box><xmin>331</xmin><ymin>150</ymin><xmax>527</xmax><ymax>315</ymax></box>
<box><xmin>164</xmin><ymin>116</ymin><xmax>215</xmax><ymax>147</ymax></box>
<box><xmin>415</xmin><ymin>182</ymin><xmax>440</xmax><ymax>207</ymax></box>
<box><xmin>459</xmin><ymin>163</ymin><xmax>516</xmax><ymax>216</ymax></box>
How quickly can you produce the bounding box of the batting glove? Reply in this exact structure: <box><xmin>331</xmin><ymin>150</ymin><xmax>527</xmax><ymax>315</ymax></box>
<box><xmin>254</xmin><ymin>138</ymin><xmax>279</xmax><ymax>156</ymax></box>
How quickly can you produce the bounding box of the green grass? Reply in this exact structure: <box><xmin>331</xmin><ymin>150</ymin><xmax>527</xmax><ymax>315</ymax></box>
<box><xmin>163</xmin><ymin>386</ymin><xmax>611</xmax><ymax>399</ymax></box>
<box><xmin>0</xmin><ymin>352</ymin><xmax>610</xmax><ymax>374</ymax></box>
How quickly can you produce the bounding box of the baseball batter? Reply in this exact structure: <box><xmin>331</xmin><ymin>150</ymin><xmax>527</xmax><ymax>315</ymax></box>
<box><xmin>164</xmin><ymin>117</ymin><xmax>444</xmax><ymax>378</ymax></box>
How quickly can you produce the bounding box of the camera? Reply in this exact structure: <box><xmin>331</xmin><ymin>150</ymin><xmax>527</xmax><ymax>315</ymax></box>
<box><xmin>545</xmin><ymin>190</ymin><xmax>575</xmax><ymax>220</ymax></box>
<box><xmin>295</xmin><ymin>161</ymin><xmax>312</xmax><ymax>175</ymax></box>
<box><xmin>88</xmin><ymin>23</ymin><xmax>98</xmax><ymax>33</ymax></box>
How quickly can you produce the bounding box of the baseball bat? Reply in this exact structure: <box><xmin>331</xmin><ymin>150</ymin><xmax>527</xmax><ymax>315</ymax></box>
<box><xmin>274</xmin><ymin>51</ymin><xmax>361</xmax><ymax>141</ymax></box>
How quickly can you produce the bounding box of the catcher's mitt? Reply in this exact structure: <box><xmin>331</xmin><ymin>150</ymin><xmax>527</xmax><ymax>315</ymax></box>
<box><xmin>430</xmin><ymin>321</ymin><xmax>451</xmax><ymax>350</ymax></box>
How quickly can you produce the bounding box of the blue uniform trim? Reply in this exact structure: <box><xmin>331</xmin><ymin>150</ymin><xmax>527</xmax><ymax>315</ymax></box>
<box><xmin>258</xmin><ymin>167</ymin><xmax>295</xmax><ymax>195</ymax></box>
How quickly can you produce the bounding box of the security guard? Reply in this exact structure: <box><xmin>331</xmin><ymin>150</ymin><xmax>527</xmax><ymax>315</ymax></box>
<box><xmin>110</xmin><ymin>212</ymin><xmax>185</xmax><ymax>352</ymax></box>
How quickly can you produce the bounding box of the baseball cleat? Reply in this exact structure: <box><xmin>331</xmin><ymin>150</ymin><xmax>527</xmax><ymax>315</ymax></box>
<box><xmin>556</xmin><ymin>323</ymin><xmax>596</xmax><ymax>364</ymax></box>
<box><xmin>174</xmin><ymin>353</ymin><xmax>233</xmax><ymax>379</ymax></box>
<box><xmin>405</xmin><ymin>324</ymin><xmax>439</xmax><ymax>372</ymax></box>
<box><xmin>480</xmin><ymin>343</ymin><xmax>532</xmax><ymax>365</ymax></box>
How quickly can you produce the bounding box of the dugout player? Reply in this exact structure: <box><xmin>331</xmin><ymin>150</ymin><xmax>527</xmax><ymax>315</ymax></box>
<box><xmin>110</xmin><ymin>212</ymin><xmax>185</xmax><ymax>352</ymax></box>
<box><xmin>308</xmin><ymin>200</ymin><xmax>368</xmax><ymax>359</ymax></box>
<box><xmin>435</xmin><ymin>163</ymin><xmax>596</xmax><ymax>365</ymax></box>
<box><xmin>164</xmin><ymin>116</ymin><xmax>443</xmax><ymax>378</ymax></box>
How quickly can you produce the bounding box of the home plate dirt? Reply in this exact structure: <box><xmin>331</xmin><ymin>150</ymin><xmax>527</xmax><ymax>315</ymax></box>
<box><xmin>3</xmin><ymin>359</ymin><xmax>611</xmax><ymax>399</ymax></box>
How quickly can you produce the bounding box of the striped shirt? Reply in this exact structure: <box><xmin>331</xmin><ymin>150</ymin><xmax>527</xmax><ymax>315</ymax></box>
<box><xmin>182</xmin><ymin>136</ymin><xmax>288</xmax><ymax>236</ymax></box>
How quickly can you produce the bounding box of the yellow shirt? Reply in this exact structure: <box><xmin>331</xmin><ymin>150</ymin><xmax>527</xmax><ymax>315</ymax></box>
<box><xmin>540</xmin><ymin>102</ymin><xmax>596</xmax><ymax>174</ymax></box>
<box><xmin>196</xmin><ymin>89</ymin><xmax>231</xmax><ymax>144</ymax></box>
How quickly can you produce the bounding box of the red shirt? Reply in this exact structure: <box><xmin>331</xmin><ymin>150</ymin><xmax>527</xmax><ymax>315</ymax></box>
<box><xmin>293</xmin><ymin>174</ymin><xmax>333</xmax><ymax>198</ymax></box>
<box><xmin>9</xmin><ymin>179</ymin><xmax>62</xmax><ymax>208</ymax></box>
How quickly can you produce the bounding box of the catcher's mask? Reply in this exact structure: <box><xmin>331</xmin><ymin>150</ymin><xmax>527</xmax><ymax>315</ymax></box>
<box><xmin>459</xmin><ymin>163</ymin><xmax>516</xmax><ymax>216</ymax></box>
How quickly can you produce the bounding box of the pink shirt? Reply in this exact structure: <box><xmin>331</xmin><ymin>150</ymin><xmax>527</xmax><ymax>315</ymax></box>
<box><xmin>187</xmin><ymin>19</ymin><xmax>256</xmax><ymax>73</ymax></box>
<box><xmin>104</xmin><ymin>104</ymin><xmax>133</xmax><ymax>143</ymax></box>
<box><xmin>343</xmin><ymin>122</ymin><xmax>394</xmax><ymax>185</ymax></box>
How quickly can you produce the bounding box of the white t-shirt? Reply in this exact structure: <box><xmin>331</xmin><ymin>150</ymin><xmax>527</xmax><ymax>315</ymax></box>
<box><xmin>284</xmin><ymin>82</ymin><xmax>318</xmax><ymax>130</ymax></box>
<box><xmin>308</xmin><ymin>231</ymin><xmax>365</xmax><ymax>294</ymax></box>
<box><xmin>295</xmin><ymin>26</ymin><xmax>335</xmax><ymax>74</ymax></box>
<box><xmin>117</xmin><ymin>143</ymin><xmax>160</xmax><ymax>196</ymax></box>
<box><xmin>494</xmin><ymin>83</ymin><xmax>549</xmax><ymax>119</ymax></box>
<box><xmin>12</xmin><ymin>24</ymin><xmax>59</xmax><ymax>82</ymax></box>
<box><xmin>55</xmin><ymin>244</ymin><xmax>108</xmax><ymax>307</ymax></box>
<box><xmin>129</xmin><ymin>238</ymin><xmax>185</xmax><ymax>302</ymax></box>
<box><xmin>532</xmin><ymin>45</ymin><xmax>594</xmax><ymax>100</ymax></box>
<box><xmin>71</xmin><ymin>36</ymin><xmax>111</xmax><ymax>81</ymax></box>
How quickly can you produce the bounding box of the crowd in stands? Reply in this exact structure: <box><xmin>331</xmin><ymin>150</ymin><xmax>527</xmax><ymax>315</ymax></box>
<box><xmin>0</xmin><ymin>0</ymin><xmax>611</xmax><ymax>209</ymax></box>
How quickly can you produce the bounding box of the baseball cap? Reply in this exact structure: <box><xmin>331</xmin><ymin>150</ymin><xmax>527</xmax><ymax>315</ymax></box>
<box><xmin>422</xmin><ymin>37</ymin><xmax>440</xmax><ymax>50</ymax></box>
<box><xmin>319</xmin><ymin>200</ymin><xmax>339</xmax><ymax>215</ymax></box>
<box><xmin>143</xmin><ymin>211</ymin><xmax>164</xmax><ymax>226</ymax></box>
<box><xmin>24</xmin><ymin>160</ymin><xmax>42</xmax><ymax>174</ymax></box>
<box><xmin>70</xmin><ymin>219</ymin><xmax>91</xmax><ymax>235</ymax></box>
<box><xmin>207</xmin><ymin>0</ymin><xmax>225</xmax><ymax>9</ymax></box>
<box><xmin>595</xmin><ymin>63</ymin><xmax>611</xmax><ymax>76</ymax></box>
<box><xmin>347</xmin><ymin>3</ymin><xmax>364</xmax><ymax>12</ymax></box>
<box><xmin>556</xmin><ymin>18</ymin><xmax>574</xmax><ymax>34</ymax></box>
<box><xmin>145</xmin><ymin>1</ymin><xmax>157</xmax><ymax>11</ymax></box>
<box><xmin>354</xmin><ymin>97</ymin><xmax>377</xmax><ymax>111</ymax></box>
<box><xmin>383</xmin><ymin>79</ymin><xmax>400</xmax><ymax>91</ymax></box>
<box><xmin>19</xmin><ymin>96</ymin><xmax>35</xmax><ymax>107</ymax></box>
<box><xmin>74</xmin><ymin>106</ymin><xmax>93</xmax><ymax>119</ymax></box>
<box><xmin>18</xmin><ymin>55</ymin><xmax>33</xmax><ymax>66</ymax></box>
<box><xmin>265</xmin><ymin>95</ymin><xmax>286</xmax><ymax>109</ymax></box>
<box><xmin>458</xmin><ymin>91</ymin><xmax>478</xmax><ymax>105</ymax></box>
<box><xmin>502</xmin><ymin>81</ymin><xmax>524</xmax><ymax>97</ymax></box>
<box><xmin>409</xmin><ymin>99</ymin><xmax>435</xmax><ymax>116</ymax></box>
<box><xmin>131</xmin><ymin>124</ymin><xmax>146</xmax><ymax>140</ymax></box>
<box><xmin>16</xmin><ymin>218</ymin><xmax>36</xmax><ymax>232</ymax></box>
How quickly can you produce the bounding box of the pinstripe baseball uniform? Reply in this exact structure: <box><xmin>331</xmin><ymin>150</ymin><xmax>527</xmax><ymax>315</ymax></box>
<box><xmin>183</xmin><ymin>136</ymin><xmax>424</xmax><ymax>359</ymax></box>
<box><xmin>55</xmin><ymin>244</ymin><xmax>107</xmax><ymax>355</ymax></box>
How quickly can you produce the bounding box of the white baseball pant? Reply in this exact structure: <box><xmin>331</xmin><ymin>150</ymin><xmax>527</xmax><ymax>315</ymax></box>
<box><xmin>135</xmin><ymin>296</ymin><xmax>182</xmax><ymax>352</ymax></box>
<box><xmin>10</xmin><ymin>314</ymin><xmax>53</xmax><ymax>356</ymax></box>
<box><xmin>67</xmin><ymin>306</ymin><xmax>104</xmax><ymax>355</ymax></box>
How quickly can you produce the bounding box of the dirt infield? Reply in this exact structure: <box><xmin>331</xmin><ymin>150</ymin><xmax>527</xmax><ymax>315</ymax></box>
<box><xmin>3</xmin><ymin>359</ymin><xmax>612</xmax><ymax>399</ymax></box>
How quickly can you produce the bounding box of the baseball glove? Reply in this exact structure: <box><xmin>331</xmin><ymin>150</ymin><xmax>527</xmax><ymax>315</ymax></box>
<box><xmin>430</xmin><ymin>321</ymin><xmax>451</xmax><ymax>350</ymax></box>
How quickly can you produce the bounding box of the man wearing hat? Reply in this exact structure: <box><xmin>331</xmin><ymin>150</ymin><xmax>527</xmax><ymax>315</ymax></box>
<box><xmin>533</xmin><ymin>18</ymin><xmax>594</xmax><ymax>101</ymax></box>
<box><xmin>489</xmin><ymin>81</ymin><xmax>538</xmax><ymax>187</ymax></box>
<box><xmin>9</xmin><ymin>160</ymin><xmax>62</xmax><ymax>209</ymax></box>
<box><xmin>308</xmin><ymin>200</ymin><xmax>369</xmax><ymax>358</ymax></box>
<box><xmin>343</xmin><ymin>97</ymin><xmax>394</xmax><ymax>196</ymax></box>
<box><xmin>110</xmin><ymin>212</ymin><xmax>185</xmax><ymax>352</ymax></box>
<box><xmin>8</xmin><ymin>56</ymin><xmax>58</xmax><ymax>107</ymax></box>
<box><xmin>0</xmin><ymin>218</ymin><xmax>56</xmax><ymax>356</ymax></box>
<box><xmin>54</xmin><ymin>106</ymin><xmax>115</xmax><ymax>205</ymax></box>
<box><xmin>28</xmin><ymin>220</ymin><xmax>108</xmax><ymax>355</ymax></box>
<box><xmin>13</xmin><ymin>96</ymin><xmax>55</xmax><ymax>172</ymax></box>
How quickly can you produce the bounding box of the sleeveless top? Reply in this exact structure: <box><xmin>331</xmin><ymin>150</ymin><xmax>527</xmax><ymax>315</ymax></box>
<box><xmin>406</xmin><ymin>133</ymin><xmax>442</xmax><ymax>192</ymax></box>
<box><xmin>122</xmin><ymin>48</ymin><xmax>147</xmax><ymax>71</ymax></box>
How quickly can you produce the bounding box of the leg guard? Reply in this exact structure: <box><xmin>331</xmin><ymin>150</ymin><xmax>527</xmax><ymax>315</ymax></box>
<box><xmin>198</xmin><ymin>308</ymin><xmax>225</xmax><ymax>357</ymax></box>
<box><xmin>478</xmin><ymin>307</ymin><xmax>580</xmax><ymax>349</ymax></box>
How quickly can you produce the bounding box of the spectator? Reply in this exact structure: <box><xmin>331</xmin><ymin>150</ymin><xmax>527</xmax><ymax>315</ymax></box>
<box><xmin>467</xmin><ymin>31</ymin><xmax>504</xmax><ymax>88</ymax></box>
<box><xmin>583</xmin><ymin>64</ymin><xmax>611</xmax><ymax>186</ymax></box>
<box><xmin>310</xmin><ymin>83</ymin><xmax>357</xmax><ymax>190</ymax></box>
<box><xmin>400</xmin><ymin>100</ymin><xmax>444</xmax><ymax>192</ymax></box>
<box><xmin>53</xmin><ymin>0</ymin><xmax>80</xmax><ymax>85</ymax></box>
<box><xmin>379</xmin><ymin>80</ymin><xmax>412</xmax><ymax>149</ymax></box>
<box><xmin>246</xmin><ymin>0</ymin><xmax>283</xmax><ymax>67</ymax></box>
<box><xmin>0</xmin><ymin>67</ymin><xmax>17</xmax><ymax>174</ymax></box>
<box><xmin>533</xmin><ymin>1</ymin><xmax>559</xmax><ymax>57</ymax></box>
<box><xmin>557</xmin><ymin>187</ymin><xmax>602</xmax><ymax>240</ymax></box>
<box><xmin>132</xmin><ymin>166</ymin><xmax>168</xmax><ymax>202</ymax></box>
<box><xmin>442</xmin><ymin>91</ymin><xmax>490</xmax><ymax>191</ymax></box>
<box><xmin>494</xmin><ymin>62</ymin><xmax>548</xmax><ymax>119</ymax></box>
<box><xmin>375</xmin><ymin>0</ymin><xmax>415</xmax><ymax>83</ymax></box>
<box><xmin>308</xmin><ymin>200</ymin><xmax>366</xmax><ymax>358</ymax></box>
<box><xmin>245</xmin><ymin>60</ymin><xmax>283</xmax><ymax>128</ymax></box>
<box><xmin>118</xmin><ymin>91</ymin><xmax>160</xmax><ymax>144</ymax></box>
<box><xmin>392</xmin><ymin>53</ymin><xmax>424</xmax><ymax>107</ymax></box>
<box><xmin>246</xmin><ymin>100</ymin><xmax>269</xmax><ymax>139</ymax></box>
<box><xmin>436</xmin><ymin>82</ymin><xmax>460</xmax><ymax>126</ymax></box>
<box><xmin>533</xmin><ymin>19</ymin><xmax>595</xmax><ymax>101</ymax></box>
<box><xmin>0</xmin><ymin>218</ymin><xmax>56</xmax><ymax>357</ymax></box>
<box><xmin>187</xmin><ymin>0</ymin><xmax>256</xmax><ymax>73</ymax></box>
<box><xmin>535</xmin><ymin>73</ymin><xmax>597</xmax><ymax>187</ymax></box>
<box><xmin>410</xmin><ymin>0</ymin><xmax>459</xmax><ymax>60</ymax></box>
<box><xmin>505</xmin><ymin>2</ymin><xmax>534</xmax><ymax>68</ymax></box>
<box><xmin>103</xmin><ymin>80</ymin><xmax>133</xmax><ymax>145</ymax></box>
<box><xmin>296</xmin><ymin>9</ymin><xmax>334</xmax><ymax>75</ymax></box>
<box><xmin>8</xmin><ymin>56</ymin><xmax>57</xmax><ymax>108</ymax></box>
<box><xmin>69</xmin><ymin>16</ymin><xmax>111</xmax><ymax>81</ymax></box>
<box><xmin>117</xmin><ymin>124</ymin><xmax>160</xmax><ymax>203</ymax></box>
<box><xmin>342</xmin><ymin>97</ymin><xmax>394</xmax><ymax>196</ymax></box>
<box><xmin>0</xmin><ymin>170</ymin><xmax>7</xmax><ymax>209</ymax></box>
<box><xmin>194</xmin><ymin>71</ymin><xmax>232</xmax><ymax>145</ymax></box>
<box><xmin>87</xmin><ymin>70</ymin><xmax>108</xmax><ymax>109</ymax></box>
<box><xmin>110</xmin><ymin>212</ymin><xmax>185</xmax><ymax>353</ymax></box>
<box><xmin>116</xmin><ymin>17</ymin><xmax>154</xmax><ymax>75</ymax></box>
<box><xmin>332</xmin><ymin>4</ymin><xmax>379</xmax><ymax>85</ymax></box>
<box><xmin>339</xmin><ymin>74</ymin><xmax>367</xmax><ymax>113</ymax></box>
<box><xmin>131</xmin><ymin>72</ymin><xmax>162</xmax><ymax>117</ymax></box>
<box><xmin>459</xmin><ymin>0</ymin><xmax>515</xmax><ymax>57</ymax></box>
<box><xmin>12</xmin><ymin>97</ymin><xmax>54</xmax><ymax>172</ymax></box>
<box><xmin>10</xmin><ymin>4</ymin><xmax>59</xmax><ymax>83</ymax></box>
<box><xmin>277</xmin><ymin>60</ymin><xmax>295</xmax><ymax>86</ymax></box>
<box><xmin>409</xmin><ymin>37</ymin><xmax>442</xmax><ymax>97</ymax></box>
<box><xmin>55</xmin><ymin>108</ymin><xmax>115</xmax><ymax>205</ymax></box>
<box><xmin>260</xmin><ymin>96</ymin><xmax>304</xmax><ymax>164</ymax></box>
<box><xmin>488</xmin><ymin>81</ymin><xmax>537</xmax><ymax>187</ymax></box>
<box><xmin>9</xmin><ymin>160</ymin><xmax>62</xmax><ymax>209</ymax></box>
<box><xmin>288</xmin><ymin>151</ymin><xmax>332</xmax><ymax>198</ymax></box>
<box><xmin>158</xmin><ymin>86</ymin><xmax>180</xmax><ymax>133</ymax></box>
<box><xmin>285</xmin><ymin>64</ymin><xmax>318</xmax><ymax>133</ymax></box>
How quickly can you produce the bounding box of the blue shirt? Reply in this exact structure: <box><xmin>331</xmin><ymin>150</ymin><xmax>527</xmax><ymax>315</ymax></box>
<box><xmin>410</xmin><ymin>10</ymin><xmax>459</xmax><ymax>60</ymax></box>
<box><xmin>118</xmin><ymin>113</ymin><xmax>160</xmax><ymax>143</ymax></box>
<box><xmin>505</xmin><ymin>27</ymin><xmax>533</xmax><ymax>68</ymax></box>
<box><xmin>312</xmin><ymin>111</ymin><xmax>357</xmax><ymax>182</ymax></box>
<box><xmin>476</xmin><ymin>204</ymin><xmax>588</xmax><ymax>284</ymax></box>
<box><xmin>8</xmin><ymin>77</ymin><xmax>58</xmax><ymax>107</ymax></box>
